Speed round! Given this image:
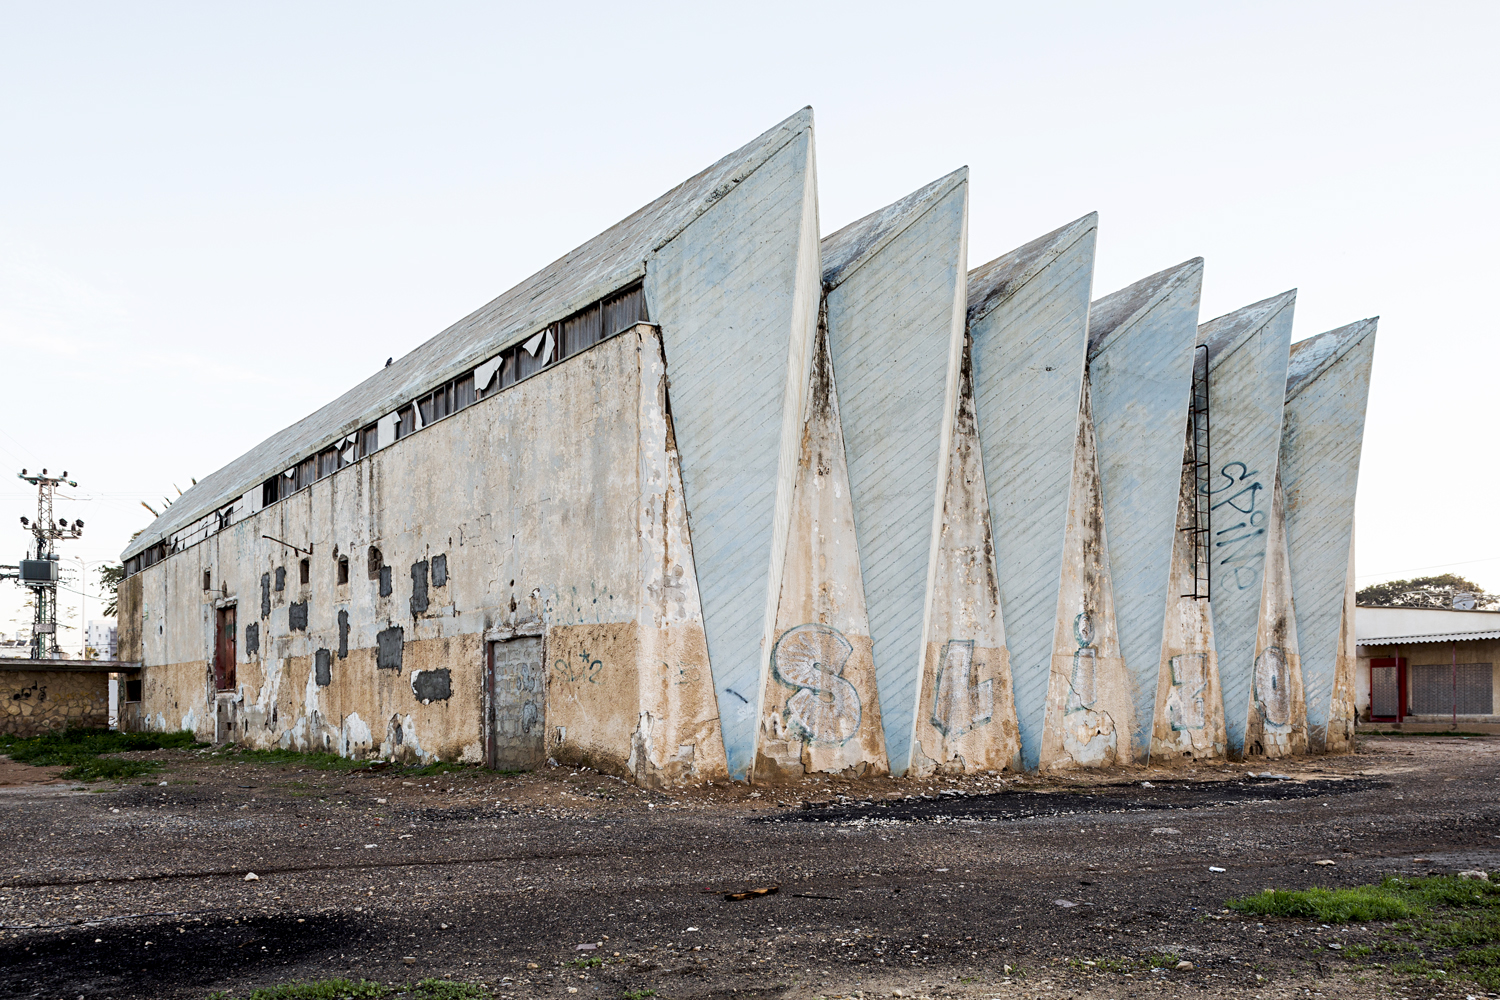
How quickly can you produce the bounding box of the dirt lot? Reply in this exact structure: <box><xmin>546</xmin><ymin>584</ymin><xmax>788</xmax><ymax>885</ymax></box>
<box><xmin>1</xmin><ymin>735</ymin><xmax>1497</xmax><ymax>1000</ymax></box>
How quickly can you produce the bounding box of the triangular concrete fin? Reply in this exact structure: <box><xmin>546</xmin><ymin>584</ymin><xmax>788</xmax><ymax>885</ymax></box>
<box><xmin>908</xmin><ymin>332</ymin><xmax>1021</xmax><ymax>776</ymax></box>
<box><xmin>647</xmin><ymin>111</ymin><xmax>823</xmax><ymax>779</ymax></box>
<box><xmin>822</xmin><ymin>167</ymin><xmax>968</xmax><ymax>291</ymax></box>
<box><xmin>1087</xmin><ymin>260</ymin><xmax>1205</xmax><ymax>761</ymax></box>
<box><xmin>967</xmin><ymin>213</ymin><xmax>1098</xmax><ymax>330</ymax></box>
<box><xmin>1245</xmin><ymin>471</ymin><xmax>1310</xmax><ymax>757</ymax></box>
<box><xmin>1088</xmin><ymin>258</ymin><xmax>1204</xmax><ymax>361</ymax></box>
<box><xmin>1285</xmin><ymin>317</ymin><xmax>1379</xmax><ymax>401</ymax></box>
<box><xmin>1037</xmin><ymin>377</ymin><xmax>1133</xmax><ymax>769</ymax></box>
<box><xmin>1196</xmin><ymin>290</ymin><xmax>1297</xmax><ymax>373</ymax></box>
<box><xmin>755</xmin><ymin>327</ymin><xmax>890</xmax><ymax>780</ymax></box>
<box><xmin>123</xmin><ymin>106</ymin><xmax>819</xmax><ymax>565</ymax></box>
<box><xmin>1150</xmin><ymin>433</ymin><xmax>1226</xmax><ymax>760</ymax></box>
<box><xmin>1279</xmin><ymin>319</ymin><xmax>1377</xmax><ymax>749</ymax></box>
<box><xmin>1201</xmin><ymin>293</ymin><xmax>1296</xmax><ymax>755</ymax></box>
<box><xmin>818</xmin><ymin>173</ymin><xmax>970</xmax><ymax>775</ymax></box>
<box><xmin>968</xmin><ymin>217</ymin><xmax>1098</xmax><ymax>770</ymax></box>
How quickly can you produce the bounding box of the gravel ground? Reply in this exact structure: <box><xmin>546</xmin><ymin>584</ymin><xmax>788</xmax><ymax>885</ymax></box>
<box><xmin>1</xmin><ymin>735</ymin><xmax>1497</xmax><ymax>1000</ymax></box>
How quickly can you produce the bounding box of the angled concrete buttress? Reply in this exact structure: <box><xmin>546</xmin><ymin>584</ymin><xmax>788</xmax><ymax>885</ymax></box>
<box><xmin>1152</xmin><ymin>421</ymin><xmax>1227</xmax><ymax>760</ymax></box>
<box><xmin>800</xmin><ymin>169</ymin><xmax>971</xmax><ymax>777</ymax></box>
<box><xmin>1279</xmin><ymin>319</ymin><xmax>1378</xmax><ymax>751</ymax></box>
<box><xmin>646</xmin><ymin>107</ymin><xmax>823</xmax><ymax>779</ymax></box>
<box><xmin>1246</xmin><ymin>469</ymin><xmax>1309</xmax><ymax>757</ymax></box>
<box><xmin>1086</xmin><ymin>261</ymin><xmax>1204</xmax><ymax>762</ymax></box>
<box><xmin>1194</xmin><ymin>292</ymin><xmax>1295</xmax><ymax>755</ymax></box>
<box><xmin>756</xmin><ymin>321</ymin><xmax>888</xmax><ymax>780</ymax></box>
<box><xmin>968</xmin><ymin>215</ymin><xmax>1098</xmax><ymax>770</ymax></box>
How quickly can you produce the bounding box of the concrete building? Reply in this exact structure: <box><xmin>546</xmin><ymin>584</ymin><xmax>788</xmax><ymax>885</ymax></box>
<box><xmin>116</xmin><ymin>107</ymin><xmax>1381</xmax><ymax>780</ymax></box>
<box><xmin>87</xmin><ymin>620</ymin><xmax>118</xmax><ymax>660</ymax></box>
<box><xmin>1354</xmin><ymin>606</ymin><xmax>1499</xmax><ymax>733</ymax></box>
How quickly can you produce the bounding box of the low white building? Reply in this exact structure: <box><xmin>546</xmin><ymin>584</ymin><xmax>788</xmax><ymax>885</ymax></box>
<box><xmin>1355</xmin><ymin>606</ymin><xmax>1500</xmax><ymax>732</ymax></box>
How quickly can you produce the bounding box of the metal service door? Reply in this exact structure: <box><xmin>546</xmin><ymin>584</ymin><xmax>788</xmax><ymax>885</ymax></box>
<box><xmin>487</xmin><ymin>637</ymin><xmax>546</xmax><ymax>770</ymax></box>
<box><xmin>214</xmin><ymin>606</ymin><xmax>237</xmax><ymax>691</ymax></box>
<box><xmin>1369</xmin><ymin>656</ymin><xmax>1404</xmax><ymax>722</ymax></box>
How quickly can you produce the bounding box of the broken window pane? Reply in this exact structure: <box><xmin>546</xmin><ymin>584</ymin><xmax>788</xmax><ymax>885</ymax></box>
<box><xmin>396</xmin><ymin>405</ymin><xmax>415</xmax><ymax>440</ymax></box>
<box><xmin>295</xmin><ymin>457</ymin><xmax>316</xmax><ymax>492</ymax></box>
<box><xmin>473</xmin><ymin>357</ymin><xmax>503</xmax><ymax>397</ymax></box>
<box><xmin>517</xmin><ymin>327</ymin><xmax>555</xmax><ymax>380</ymax></box>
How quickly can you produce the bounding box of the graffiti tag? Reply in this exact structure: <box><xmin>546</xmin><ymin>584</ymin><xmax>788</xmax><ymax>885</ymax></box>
<box><xmin>1208</xmin><ymin>462</ymin><xmax>1268</xmax><ymax>591</ymax></box>
<box><xmin>770</xmin><ymin>623</ymin><xmax>861</xmax><ymax>746</ymax></box>
<box><xmin>931</xmin><ymin>640</ymin><xmax>993</xmax><ymax>738</ymax></box>
<box><xmin>1166</xmin><ymin>654</ymin><xmax>1207</xmax><ymax>732</ymax></box>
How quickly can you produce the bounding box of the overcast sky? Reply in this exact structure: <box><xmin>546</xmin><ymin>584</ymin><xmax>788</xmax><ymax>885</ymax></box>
<box><xmin>2</xmin><ymin>1</ymin><xmax>1495</xmax><ymax>648</ymax></box>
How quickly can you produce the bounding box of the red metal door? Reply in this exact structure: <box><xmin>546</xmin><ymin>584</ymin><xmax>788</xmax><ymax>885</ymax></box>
<box><xmin>215</xmin><ymin>606</ymin><xmax>237</xmax><ymax>691</ymax></box>
<box><xmin>1369</xmin><ymin>656</ymin><xmax>1405</xmax><ymax>722</ymax></box>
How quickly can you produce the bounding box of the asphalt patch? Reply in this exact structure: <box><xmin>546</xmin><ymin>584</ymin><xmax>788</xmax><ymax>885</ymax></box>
<box><xmin>764</xmin><ymin>776</ymin><xmax>1387</xmax><ymax>824</ymax></box>
<box><xmin>0</xmin><ymin>911</ymin><xmax>375</xmax><ymax>998</ymax></box>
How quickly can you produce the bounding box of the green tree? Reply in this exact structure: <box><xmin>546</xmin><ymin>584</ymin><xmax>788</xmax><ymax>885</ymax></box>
<box><xmin>1356</xmin><ymin>573</ymin><xmax>1498</xmax><ymax>610</ymax></box>
<box><xmin>97</xmin><ymin>563</ymin><xmax>124</xmax><ymax>618</ymax></box>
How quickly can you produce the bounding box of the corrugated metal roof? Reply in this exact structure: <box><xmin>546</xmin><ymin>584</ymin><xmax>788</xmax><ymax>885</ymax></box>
<box><xmin>1359</xmin><ymin>630</ymin><xmax>1500</xmax><ymax>645</ymax></box>
<box><xmin>123</xmin><ymin>107</ymin><xmax>814</xmax><ymax>562</ymax></box>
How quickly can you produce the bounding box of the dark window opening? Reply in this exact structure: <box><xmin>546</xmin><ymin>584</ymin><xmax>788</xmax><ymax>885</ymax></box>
<box><xmin>203</xmin><ymin>570</ymin><xmax>211</xmax><ymax>591</ymax></box>
<box><xmin>274</xmin><ymin>566</ymin><xmax>286</xmax><ymax>592</ymax></box>
<box><xmin>299</xmin><ymin>558</ymin><xmax>310</xmax><ymax>585</ymax></box>
<box><xmin>337</xmin><ymin>555</ymin><xmax>349</xmax><ymax>585</ymax></box>
<box><xmin>396</xmin><ymin>405</ymin><xmax>416</xmax><ymax>440</ymax></box>
<box><xmin>358</xmin><ymin>424</ymin><xmax>379</xmax><ymax>459</ymax></box>
<box><xmin>125</xmin><ymin>678</ymin><xmax>143</xmax><ymax>702</ymax></box>
<box><xmin>316</xmin><ymin>446</ymin><xmax>340</xmax><ymax>480</ymax></box>
<box><xmin>367</xmin><ymin>546</ymin><xmax>382</xmax><ymax>580</ymax></box>
<box><xmin>294</xmin><ymin>456</ymin><xmax>316</xmax><ymax>492</ymax></box>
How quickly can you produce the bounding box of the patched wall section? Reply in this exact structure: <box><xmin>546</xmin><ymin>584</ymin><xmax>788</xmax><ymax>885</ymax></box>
<box><xmin>130</xmin><ymin>333</ymin><xmax>663</xmax><ymax>774</ymax></box>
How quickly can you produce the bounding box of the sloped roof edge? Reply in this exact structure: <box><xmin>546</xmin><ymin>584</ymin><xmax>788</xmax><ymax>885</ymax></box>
<box><xmin>966</xmin><ymin>213</ymin><xmax>1098</xmax><ymax>329</ymax></box>
<box><xmin>1285</xmin><ymin>317</ymin><xmax>1379</xmax><ymax>401</ymax></box>
<box><xmin>1087</xmin><ymin>257</ymin><xmax>1204</xmax><ymax>361</ymax></box>
<box><xmin>123</xmin><ymin>107</ymin><xmax>816</xmax><ymax>561</ymax></box>
<box><xmin>820</xmin><ymin>167</ymin><xmax>967</xmax><ymax>291</ymax></box>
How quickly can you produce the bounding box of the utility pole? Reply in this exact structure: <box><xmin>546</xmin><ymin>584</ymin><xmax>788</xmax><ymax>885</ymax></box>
<box><xmin>1</xmin><ymin>468</ymin><xmax>84</xmax><ymax>660</ymax></box>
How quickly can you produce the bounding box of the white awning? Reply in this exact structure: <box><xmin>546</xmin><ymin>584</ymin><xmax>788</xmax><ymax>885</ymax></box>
<box><xmin>1358</xmin><ymin>630</ymin><xmax>1500</xmax><ymax>646</ymax></box>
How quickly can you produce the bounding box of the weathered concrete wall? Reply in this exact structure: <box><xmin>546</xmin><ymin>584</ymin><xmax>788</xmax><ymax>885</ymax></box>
<box><xmin>647</xmin><ymin>111</ymin><xmax>821</xmax><ymax>780</ymax></box>
<box><xmin>909</xmin><ymin>337</ymin><xmax>1020</xmax><ymax>776</ymax></box>
<box><xmin>968</xmin><ymin>215</ymin><xmax>1097</xmax><ymax>770</ymax></box>
<box><xmin>630</xmin><ymin>329</ymin><xmax>725</xmax><ymax>786</ymax></box>
<box><xmin>130</xmin><ymin>330</ymin><xmax>724</xmax><ymax>783</ymax></box>
<box><xmin>1087</xmin><ymin>261</ymin><xmax>1203</xmax><ymax>761</ymax></box>
<box><xmin>1245</xmin><ymin>473</ymin><xmax>1308</xmax><ymax>757</ymax></box>
<box><xmin>755</xmin><ymin>329</ymin><xmax>887</xmax><ymax>780</ymax></box>
<box><xmin>0</xmin><ymin>668</ymin><xmax>110</xmax><ymax>736</ymax></box>
<box><xmin>1039</xmin><ymin>379</ymin><xmax>1133</xmax><ymax>769</ymax></box>
<box><xmin>1280</xmin><ymin>319</ymin><xmax>1377</xmax><ymax>751</ymax></box>
<box><xmin>1150</xmin><ymin>436</ymin><xmax>1225</xmax><ymax>761</ymax></box>
<box><xmin>818</xmin><ymin>170</ymin><xmax>968</xmax><ymax>775</ymax></box>
<box><xmin>1196</xmin><ymin>292</ymin><xmax>1295</xmax><ymax>755</ymax></box>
